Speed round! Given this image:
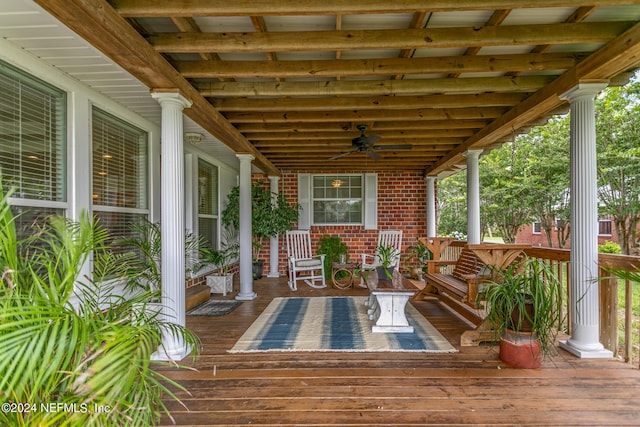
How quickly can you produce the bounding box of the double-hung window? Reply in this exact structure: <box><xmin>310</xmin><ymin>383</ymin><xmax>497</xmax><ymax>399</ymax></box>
<box><xmin>312</xmin><ymin>175</ymin><xmax>363</xmax><ymax>225</ymax></box>
<box><xmin>198</xmin><ymin>158</ymin><xmax>219</xmax><ymax>249</ymax></box>
<box><xmin>0</xmin><ymin>60</ymin><xmax>67</xmax><ymax>237</ymax></box>
<box><xmin>91</xmin><ymin>107</ymin><xmax>148</xmax><ymax>252</ymax></box>
<box><xmin>298</xmin><ymin>173</ymin><xmax>377</xmax><ymax>229</ymax></box>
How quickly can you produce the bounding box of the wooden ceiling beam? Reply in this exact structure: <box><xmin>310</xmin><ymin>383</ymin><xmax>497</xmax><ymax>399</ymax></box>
<box><xmin>176</xmin><ymin>52</ymin><xmax>578</xmax><ymax>79</ymax></box>
<box><xmin>149</xmin><ymin>22</ymin><xmax>632</xmax><ymax>53</ymax></box>
<box><xmin>225</xmin><ymin>107</ymin><xmax>507</xmax><ymax>123</ymax></box>
<box><xmin>214</xmin><ymin>93</ymin><xmax>527</xmax><ymax>112</ymax></box>
<box><xmin>235</xmin><ymin>120</ymin><xmax>489</xmax><ymax>132</ymax></box>
<box><xmin>199</xmin><ymin>76</ymin><xmax>552</xmax><ymax>97</ymax></box>
<box><xmin>112</xmin><ymin>0</ymin><xmax>640</xmax><ymax>17</ymax></box>
<box><xmin>246</xmin><ymin>130</ymin><xmax>473</xmax><ymax>140</ymax></box>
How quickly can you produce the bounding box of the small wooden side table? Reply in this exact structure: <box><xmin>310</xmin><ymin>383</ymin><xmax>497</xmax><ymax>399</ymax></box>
<box><xmin>331</xmin><ymin>262</ymin><xmax>356</xmax><ymax>289</ymax></box>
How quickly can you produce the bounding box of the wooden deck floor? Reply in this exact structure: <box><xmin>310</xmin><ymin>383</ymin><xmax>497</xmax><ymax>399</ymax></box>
<box><xmin>159</xmin><ymin>277</ymin><xmax>640</xmax><ymax>426</ymax></box>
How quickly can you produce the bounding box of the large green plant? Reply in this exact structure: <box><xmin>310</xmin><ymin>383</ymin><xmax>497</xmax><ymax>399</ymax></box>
<box><xmin>0</xmin><ymin>185</ymin><xmax>200</xmax><ymax>426</ymax></box>
<box><xmin>221</xmin><ymin>181</ymin><xmax>299</xmax><ymax>260</ymax></box>
<box><xmin>317</xmin><ymin>234</ymin><xmax>349</xmax><ymax>278</ymax></box>
<box><xmin>478</xmin><ymin>256</ymin><xmax>564</xmax><ymax>357</ymax></box>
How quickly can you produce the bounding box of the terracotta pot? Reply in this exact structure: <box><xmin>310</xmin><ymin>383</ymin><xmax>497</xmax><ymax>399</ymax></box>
<box><xmin>499</xmin><ymin>329</ymin><xmax>541</xmax><ymax>369</ymax></box>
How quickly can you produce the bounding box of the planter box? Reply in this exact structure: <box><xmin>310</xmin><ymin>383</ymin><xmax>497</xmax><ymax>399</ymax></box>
<box><xmin>206</xmin><ymin>274</ymin><xmax>234</xmax><ymax>296</ymax></box>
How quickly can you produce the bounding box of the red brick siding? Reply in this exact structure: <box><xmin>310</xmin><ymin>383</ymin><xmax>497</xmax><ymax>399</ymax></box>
<box><xmin>254</xmin><ymin>170</ymin><xmax>427</xmax><ymax>275</ymax></box>
<box><xmin>515</xmin><ymin>222</ymin><xmax>618</xmax><ymax>248</ymax></box>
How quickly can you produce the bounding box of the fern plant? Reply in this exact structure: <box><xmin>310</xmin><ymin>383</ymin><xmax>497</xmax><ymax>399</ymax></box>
<box><xmin>0</xmin><ymin>183</ymin><xmax>200</xmax><ymax>426</ymax></box>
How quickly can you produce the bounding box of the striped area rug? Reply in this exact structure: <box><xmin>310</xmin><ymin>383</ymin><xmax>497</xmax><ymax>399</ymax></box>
<box><xmin>229</xmin><ymin>296</ymin><xmax>457</xmax><ymax>353</ymax></box>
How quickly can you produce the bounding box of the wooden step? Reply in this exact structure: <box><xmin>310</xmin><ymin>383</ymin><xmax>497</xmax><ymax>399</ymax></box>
<box><xmin>185</xmin><ymin>284</ymin><xmax>210</xmax><ymax>311</ymax></box>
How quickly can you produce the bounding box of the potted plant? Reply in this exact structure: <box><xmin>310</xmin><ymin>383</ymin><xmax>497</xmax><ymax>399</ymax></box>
<box><xmin>479</xmin><ymin>256</ymin><xmax>564</xmax><ymax>368</ymax></box>
<box><xmin>403</xmin><ymin>238</ymin><xmax>433</xmax><ymax>280</ymax></box>
<box><xmin>375</xmin><ymin>244</ymin><xmax>400</xmax><ymax>280</ymax></box>
<box><xmin>198</xmin><ymin>230</ymin><xmax>239</xmax><ymax>295</ymax></box>
<box><xmin>317</xmin><ymin>234</ymin><xmax>349</xmax><ymax>278</ymax></box>
<box><xmin>221</xmin><ymin>181</ymin><xmax>299</xmax><ymax>279</ymax></box>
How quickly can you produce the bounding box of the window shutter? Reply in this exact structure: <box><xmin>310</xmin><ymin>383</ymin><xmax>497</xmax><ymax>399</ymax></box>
<box><xmin>363</xmin><ymin>173</ymin><xmax>378</xmax><ymax>230</ymax></box>
<box><xmin>297</xmin><ymin>173</ymin><xmax>311</xmax><ymax>230</ymax></box>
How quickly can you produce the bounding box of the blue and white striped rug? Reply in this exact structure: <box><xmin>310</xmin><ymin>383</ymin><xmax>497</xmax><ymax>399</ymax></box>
<box><xmin>229</xmin><ymin>296</ymin><xmax>457</xmax><ymax>353</ymax></box>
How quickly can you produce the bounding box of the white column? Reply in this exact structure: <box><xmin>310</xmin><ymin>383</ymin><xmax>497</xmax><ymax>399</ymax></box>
<box><xmin>236</xmin><ymin>154</ymin><xmax>257</xmax><ymax>300</ymax></box>
<box><xmin>267</xmin><ymin>175</ymin><xmax>281</xmax><ymax>277</ymax></box>
<box><xmin>465</xmin><ymin>149</ymin><xmax>482</xmax><ymax>245</ymax></box>
<box><xmin>425</xmin><ymin>176</ymin><xmax>437</xmax><ymax>237</ymax></box>
<box><xmin>559</xmin><ymin>82</ymin><xmax>613</xmax><ymax>359</ymax></box>
<box><xmin>151</xmin><ymin>91</ymin><xmax>192</xmax><ymax>361</ymax></box>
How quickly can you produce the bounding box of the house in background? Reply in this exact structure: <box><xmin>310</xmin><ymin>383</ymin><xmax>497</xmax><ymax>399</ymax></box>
<box><xmin>516</xmin><ymin>216</ymin><xmax>617</xmax><ymax>248</ymax></box>
<box><xmin>1</xmin><ymin>0</ymin><xmax>639</xmax><ymax>362</ymax></box>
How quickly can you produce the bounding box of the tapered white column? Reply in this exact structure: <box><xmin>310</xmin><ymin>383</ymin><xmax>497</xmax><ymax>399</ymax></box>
<box><xmin>151</xmin><ymin>91</ymin><xmax>192</xmax><ymax>361</ymax></box>
<box><xmin>559</xmin><ymin>82</ymin><xmax>612</xmax><ymax>359</ymax></box>
<box><xmin>267</xmin><ymin>175</ymin><xmax>281</xmax><ymax>277</ymax></box>
<box><xmin>466</xmin><ymin>149</ymin><xmax>482</xmax><ymax>245</ymax></box>
<box><xmin>236</xmin><ymin>154</ymin><xmax>257</xmax><ymax>300</ymax></box>
<box><xmin>426</xmin><ymin>176</ymin><xmax>437</xmax><ymax>237</ymax></box>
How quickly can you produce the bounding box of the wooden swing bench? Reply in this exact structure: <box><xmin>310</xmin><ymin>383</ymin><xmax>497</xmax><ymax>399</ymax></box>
<box><xmin>413</xmin><ymin>247</ymin><xmax>491</xmax><ymax>325</ymax></box>
<box><xmin>414</xmin><ymin>242</ymin><xmax>530</xmax><ymax>345</ymax></box>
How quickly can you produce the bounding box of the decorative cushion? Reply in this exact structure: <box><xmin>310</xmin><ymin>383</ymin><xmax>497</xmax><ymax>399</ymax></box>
<box><xmin>295</xmin><ymin>258</ymin><xmax>322</xmax><ymax>267</ymax></box>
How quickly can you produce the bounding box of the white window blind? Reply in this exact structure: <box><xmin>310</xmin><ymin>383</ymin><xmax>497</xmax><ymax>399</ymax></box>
<box><xmin>198</xmin><ymin>158</ymin><xmax>219</xmax><ymax>249</ymax></box>
<box><xmin>92</xmin><ymin>107</ymin><xmax>148</xmax><ymax>250</ymax></box>
<box><xmin>0</xmin><ymin>60</ymin><xmax>66</xmax><ymax>203</ymax></box>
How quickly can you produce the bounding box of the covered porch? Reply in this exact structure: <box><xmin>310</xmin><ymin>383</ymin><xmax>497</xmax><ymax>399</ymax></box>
<box><xmin>160</xmin><ymin>275</ymin><xmax>640</xmax><ymax>426</ymax></box>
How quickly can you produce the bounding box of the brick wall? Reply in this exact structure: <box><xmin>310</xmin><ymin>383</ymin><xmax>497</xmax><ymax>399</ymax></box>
<box><xmin>254</xmin><ymin>170</ymin><xmax>428</xmax><ymax>276</ymax></box>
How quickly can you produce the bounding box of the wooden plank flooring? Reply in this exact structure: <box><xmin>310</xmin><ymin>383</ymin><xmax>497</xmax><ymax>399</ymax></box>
<box><xmin>159</xmin><ymin>277</ymin><xmax>640</xmax><ymax>426</ymax></box>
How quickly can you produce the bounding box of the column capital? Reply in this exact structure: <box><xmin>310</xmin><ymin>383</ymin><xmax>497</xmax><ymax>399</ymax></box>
<box><xmin>464</xmin><ymin>149</ymin><xmax>483</xmax><ymax>159</ymax></box>
<box><xmin>151</xmin><ymin>90</ymin><xmax>192</xmax><ymax>109</ymax></box>
<box><xmin>425</xmin><ymin>176</ymin><xmax>436</xmax><ymax>184</ymax></box>
<box><xmin>236</xmin><ymin>153</ymin><xmax>255</xmax><ymax>163</ymax></box>
<box><xmin>560</xmin><ymin>81</ymin><xmax>608</xmax><ymax>103</ymax></box>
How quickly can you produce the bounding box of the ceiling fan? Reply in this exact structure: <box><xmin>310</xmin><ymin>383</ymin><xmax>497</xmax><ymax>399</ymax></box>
<box><xmin>329</xmin><ymin>124</ymin><xmax>412</xmax><ymax>161</ymax></box>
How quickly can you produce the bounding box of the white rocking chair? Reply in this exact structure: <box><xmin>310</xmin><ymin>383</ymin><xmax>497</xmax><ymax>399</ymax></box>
<box><xmin>286</xmin><ymin>230</ymin><xmax>327</xmax><ymax>291</ymax></box>
<box><xmin>361</xmin><ymin>230</ymin><xmax>403</xmax><ymax>284</ymax></box>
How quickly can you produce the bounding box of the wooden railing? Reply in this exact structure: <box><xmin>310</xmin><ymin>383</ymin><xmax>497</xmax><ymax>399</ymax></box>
<box><xmin>426</xmin><ymin>239</ymin><xmax>640</xmax><ymax>367</ymax></box>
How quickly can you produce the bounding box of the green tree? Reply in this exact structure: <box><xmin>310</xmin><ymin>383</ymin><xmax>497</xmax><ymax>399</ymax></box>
<box><xmin>518</xmin><ymin>115</ymin><xmax>571</xmax><ymax>247</ymax></box>
<box><xmin>480</xmin><ymin>140</ymin><xmax>533</xmax><ymax>243</ymax></box>
<box><xmin>436</xmin><ymin>171</ymin><xmax>467</xmax><ymax>237</ymax></box>
<box><xmin>596</xmin><ymin>80</ymin><xmax>640</xmax><ymax>255</ymax></box>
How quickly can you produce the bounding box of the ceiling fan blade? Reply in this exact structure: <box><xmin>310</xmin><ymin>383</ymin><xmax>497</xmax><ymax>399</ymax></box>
<box><xmin>364</xmin><ymin>135</ymin><xmax>381</xmax><ymax>146</ymax></box>
<box><xmin>366</xmin><ymin>150</ymin><xmax>382</xmax><ymax>161</ymax></box>
<box><xmin>329</xmin><ymin>149</ymin><xmax>357</xmax><ymax>160</ymax></box>
<box><xmin>374</xmin><ymin>144</ymin><xmax>413</xmax><ymax>151</ymax></box>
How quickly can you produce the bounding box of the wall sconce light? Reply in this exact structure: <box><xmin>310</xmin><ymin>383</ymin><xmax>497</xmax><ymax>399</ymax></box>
<box><xmin>185</xmin><ymin>132</ymin><xmax>204</xmax><ymax>145</ymax></box>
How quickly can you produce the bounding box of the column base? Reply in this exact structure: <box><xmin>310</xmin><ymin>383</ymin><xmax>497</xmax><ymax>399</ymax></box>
<box><xmin>559</xmin><ymin>339</ymin><xmax>613</xmax><ymax>359</ymax></box>
<box><xmin>151</xmin><ymin>343</ymin><xmax>191</xmax><ymax>362</ymax></box>
<box><xmin>236</xmin><ymin>291</ymin><xmax>257</xmax><ymax>301</ymax></box>
<box><xmin>267</xmin><ymin>272</ymin><xmax>280</xmax><ymax>278</ymax></box>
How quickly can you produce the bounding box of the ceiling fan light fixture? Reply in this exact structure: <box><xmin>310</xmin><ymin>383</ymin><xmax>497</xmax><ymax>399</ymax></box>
<box><xmin>331</xmin><ymin>179</ymin><xmax>344</xmax><ymax>188</ymax></box>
